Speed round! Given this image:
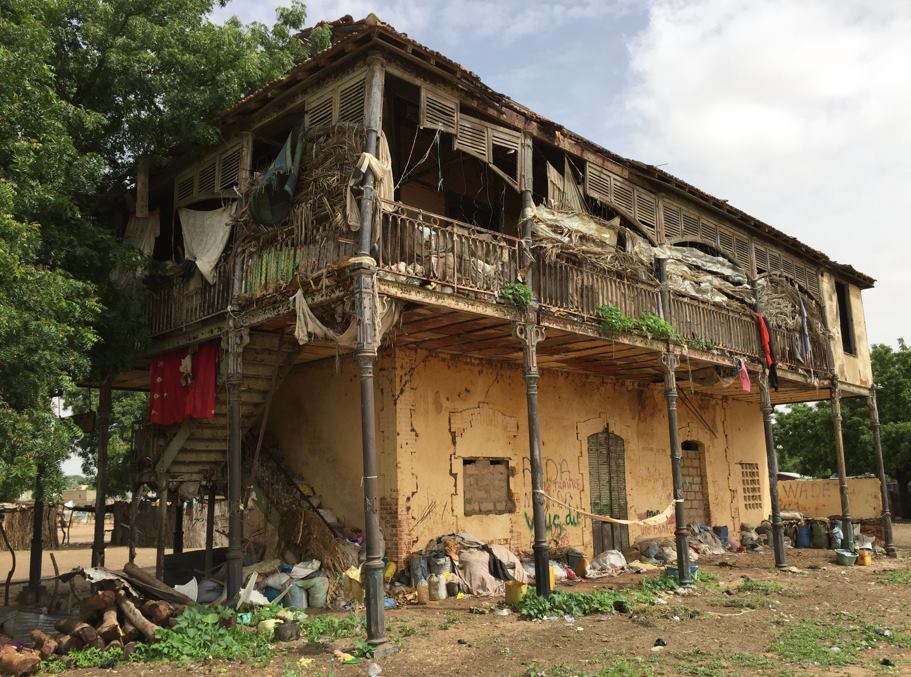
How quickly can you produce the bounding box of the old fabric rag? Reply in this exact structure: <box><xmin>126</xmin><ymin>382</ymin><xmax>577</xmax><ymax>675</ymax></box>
<box><xmin>178</xmin><ymin>206</ymin><xmax>234</xmax><ymax>284</ymax></box>
<box><xmin>249</xmin><ymin>126</ymin><xmax>305</xmax><ymax>226</ymax></box>
<box><xmin>737</xmin><ymin>358</ymin><xmax>751</xmax><ymax>392</ymax></box>
<box><xmin>797</xmin><ymin>287</ymin><xmax>812</xmax><ymax>363</ymax></box>
<box><xmin>481</xmin><ymin>544</ymin><xmax>515</xmax><ymax>581</ymax></box>
<box><xmin>149</xmin><ymin>341</ymin><xmax>218</xmax><ymax>424</ymax></box>
<box><xmin>291</xmin><ymin>287</ymin><xmax>401</xmax><ymax>348</ymax></box>
<box><xmin>123</xmin><ymin>209</ymin><xmax>160</xmax><ymax>255</ymax></box>
<box><xmin>346</xmin><ymin>131</ymin><xmax>393</xmax><ymax>232</ymax></box>
<box><xmin>755</xmin><ymin>313</ymin><xmax>779</xmax><ymax>390</ymax></box>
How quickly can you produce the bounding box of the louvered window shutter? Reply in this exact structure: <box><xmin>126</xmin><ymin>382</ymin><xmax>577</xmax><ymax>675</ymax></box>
<box><xmin>734</xmin><ymin>236</ymin><xmax>751</xmax><ymax>269</ymax></box>
<box><xmin>700</xmin><ymin>218</ymin><xmax>719</xmax><ymax>248</ymax></box>
<box><xmin>634</xmin><ymin>189</ymin><xmax>658</xmax><ymax>238</ymax></box>
<box><xmin>663</xmin><ymin>202</ymin><xmax>682</xmax><ymax>240</ymax></box>
<box><xmin>175</xmin><ymin>171</ymin><xmax>195</xmax><ymax>205</ymax></box>
<box><xmin>611</xmin><ymin>178</ymin><xmax>635</xmax><ymax>214</ymax></box>
<box><xmin>584</xmin><ymin>163</ymin><xmax>612</xmax><ymax>203</ymax></box>
<box><xmin>338</xmin><ymin>77</ymin><xmax>366</xmax><ymax>123</ymax></box>
<box><xmin>420</xmin><ymin>88</ymin><xmax>458</xmax><ymax>133</ymax></box>
<box><xmin>682</xmin><ymin>210</ymin><xmax>700</xmax><ymax>239</ymax></box>
<box><xmin>717</xmin><ymin>227</ymin><xmax>734</xmax><ymax>259</ymax></box>
<box><xmin>306</xmin><ymin>94</ymin><xmax>334</xmax><ymax>128</ymax></box>
<box><xmin>173</xmin><ymin>136</ymin><xmax>251</xmax><ymax>207</ymax></box>
<box><xmin>454</xmin><ymin>114</ymin><xmax>490</xmax><ymax>162</ymax></box>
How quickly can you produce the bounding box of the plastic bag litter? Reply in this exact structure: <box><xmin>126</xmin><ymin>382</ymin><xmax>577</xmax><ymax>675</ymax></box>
<box><xmin>586</xmin><ymin>550</ymin><xmax>627</xmax><ymax>579</ymax></box>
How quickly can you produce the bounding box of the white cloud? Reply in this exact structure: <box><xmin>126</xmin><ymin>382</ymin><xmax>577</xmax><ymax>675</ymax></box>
<box><xmin>622</xmin><ymin>0</ymin><xmax>911</xmax><ymax>345</ymax></box>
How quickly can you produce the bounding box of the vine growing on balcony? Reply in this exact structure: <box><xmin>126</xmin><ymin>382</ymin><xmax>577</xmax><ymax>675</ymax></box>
<box><xmin>500</xmin><ymin>282</ymin><xmax>532</xmax><ymax>309</ymax></box>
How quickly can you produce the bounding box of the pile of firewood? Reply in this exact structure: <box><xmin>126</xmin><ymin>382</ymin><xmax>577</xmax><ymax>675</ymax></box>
<box><xmin>1</xmin><ymin>563</ymin><xmax>194</xmax><ymax>676</ymax></box>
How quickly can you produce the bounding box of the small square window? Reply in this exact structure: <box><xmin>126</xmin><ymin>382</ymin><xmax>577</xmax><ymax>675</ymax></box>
<box><xmin>740</xmin><ymin>462</ymin><xmax>763</xmax><ymax>511</ymax></box>
<box><xmin>463</xmin><ymin>458</ymin><xmax>513</xmax><ymax>516</ymax></box>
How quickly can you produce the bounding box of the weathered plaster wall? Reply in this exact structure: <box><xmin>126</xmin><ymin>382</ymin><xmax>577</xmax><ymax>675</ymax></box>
<box><xmin>820</xmin><ymin>272</ymin><xmax>873</xmax><ymax>388</ymax></box>
<box><xmin>266</xmin><ymin>354</ymin><xmax>398</xmax><ymax>543</ymax></box>
<box><xmin>391</xmin><ymin>347</ymin><xmax>770</xmax><ymax>562</ymax></box>
<box><xmin>779</xmin><ymin>477</ymin><xmax>882</xmax><ymax>519</ymax></box>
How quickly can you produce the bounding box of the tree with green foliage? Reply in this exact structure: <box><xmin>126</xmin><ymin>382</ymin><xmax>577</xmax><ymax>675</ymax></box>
<box><xmin>0</xmin><ymin>0</ymin><xmax>330</xmax><ymax>500</ymax></box>
<box><xmin>774</xmin><ymin>341</ymin><xmax>911</xmax><ymax>516</ymax></box>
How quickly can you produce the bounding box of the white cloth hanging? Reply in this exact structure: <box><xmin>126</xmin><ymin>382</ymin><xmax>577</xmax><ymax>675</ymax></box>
<box><xmin>178</xmin><ymin>206</ymin><xmax>234</xmax><ymax>284</ymax></box>
<box><xmin>123</xmin><ymin>209</ymin><xmax>160</xmax><ymax>255</ymax></box>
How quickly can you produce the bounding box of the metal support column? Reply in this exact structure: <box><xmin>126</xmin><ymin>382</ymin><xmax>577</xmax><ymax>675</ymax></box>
<box><xmin>830</xmin><ymin>376</ymin><xmax>854</xmax><ymax>550</ymax></box>
<box><xmin>354</xmin><ymin>55</ymin><xmax>386</xmax><ymax>645</ymax></box>
<box><xmin>660</xmin><ymin>353</ymin><xmax>693</xmax><ymax>585</ymax></box>
<box><xmin>27</xmin><ymin>464</ymin><xmax>46</xmax><ymax>593</ymax></box>
<box><xmin>759</xmin><ymin>372</ymin><xmax>787</xmax><ymax>568</ymax></box>
<box><xmin>92</xmin><ymin>378</ymin><xmax>113</xmax><ymax>567</ymax></box>
<box><xmin>515</xmin><ymin>320</ymin><xmax>549</xmax><ymax>596</ymax></box>
<box><xmin>204</xmin><ymin>482</ymin><xmax>217</xmax><ymax>572</ymax></box>
<box><xmin>155</xmin><ymin>480</ymin><xmax>168</xmax><ymax>581</ymax></box>
<box><xmin>868</xmin><ymin>387</ymin><xmax>896</xmax><ymax>556</ymax></box>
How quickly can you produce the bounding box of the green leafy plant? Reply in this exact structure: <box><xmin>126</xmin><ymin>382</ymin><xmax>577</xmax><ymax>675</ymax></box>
<box><xmin>500</xmin><ymin>282</ymin><xmax>532</xmax><ymax>308</ymax></box>
<box><xmin>514</xmin><ymin>589</ymin><xmax>632</xmax><ymax>620</ymax></box>
<box><xmin>301</xmin><ymin>613</ymin><xmax>365</xmax><ymax>642</ymax></box>
<box><xmin>351</xmin><ymin>638</ymin><xmax>375</xmax><ymax>659</ymax></box>
<box><xmin>634</xmin><ymin>313</ymin><xmax>677</xmax><ymax>340</ymax></box>
<box><xmin>597</xmin><ymin>305</ymin><xmax>681</xmax><ymax>342</ymax></box>
<box><xmin>130</xmin><ymin>606</ymin><xmax>272</xmax><ymax>665</ymax></box>
<box><xmin>598</xmin><ymin>304</ymin><xmax>636</xmax><ymax>333</ymax></box>
<box><xmin>65</xmin><ymin>647</ymin><xmax>124</xmax><ymax>668</ymax></box>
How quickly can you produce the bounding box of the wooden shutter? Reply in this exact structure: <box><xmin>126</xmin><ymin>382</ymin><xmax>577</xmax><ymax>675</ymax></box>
<box><xmin>306</xmin><ymin>93</ymin><xmax>334</xmax><ymax>128</ymax></box>
<box><xmin>420</xmin><ymin>87</ymin><xmax>458</xmax><ymax>133</ymax></box>
<box><xmin>663</xmin><ymin>202</ymin><xmax>682</xmax><ymax>240</ymax></box>
<box><xmin>700</xmin><ymin>218</ymin><xmax>719</xmax><ymax>248</ymax></box>
<box><xmin>585</xmin><ymin>163</ymin><xmax>612</xmax><ymax>202</ymax></box>
<box><xmin>338</xmin><ymin>76</ymin><xmax>366</xmax><ymax>123</ymax></box>
<box><xmin>635</xmin><ymin>190</ymin><xmax>658</xmax><ymax>230</ymax></box>
<box><xmin>454</xmin><ymin>113</ymin><xmax>490</xmax><ymax>162</ymax></box>
<box><xmin>173</xmin><ymin>136</ymin><xmax>251</xmax><ymax>207</ymax></box>
<box><xmin>611</xmin><ymin>178</ymin><xmax>635</xmax><ymax>214</ymax></box>
<box><xmin>734</xmin><ymin>236</ymin><xmax>751</xmax><ymax>269</ymax></box>
<box><xmin>218</xmin><ymin>144</ymin><xmax>243</xmax><ymax>191</ymax></box>
<box><xmin>682</xmin><ymin>210</ymin><xmax>700</xmax><ymax>239</ymax></box>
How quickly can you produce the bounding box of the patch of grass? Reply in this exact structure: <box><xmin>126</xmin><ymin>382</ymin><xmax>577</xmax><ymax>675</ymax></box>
<box><xmin>769</xmin><ymin>615</ymin><xmax>911</xmax><ymax>667</ymax></box>
<box><xmin>514</xmin><ymin>588</ymin><xmax>631</xmax><ymax>620</ymax></box>
<box><xmin>525</xmin><ymin>654</ymin><xmax>655</xmax><ymax>677</ymax></box>
<box><xmin>737</xmin><ymin>578</ymin><xmax>783</xmax><ymax>594</ymax></box>
<box><xmin>300</xmin><ymin>613</ymin><xmax>365</xmax><ymax>643</ymax></box>
<box><xmin>878</xmin><ymin>568</ymin><xmax>911</xmax><ymax>585</ymax></box>
<box><xmin>439</xmin><ymin>611</ymin><xmax>459</xmax><ymax>630</ymax></box>
<box><xmin>719</xmin><ymin>596</ymin><xmax>766</xmax><ymax>609</ymax></box>
<box><xmin>676</xmin><ymin>649</ymin><xmax>779</xmax><ymax>676</ymax></box>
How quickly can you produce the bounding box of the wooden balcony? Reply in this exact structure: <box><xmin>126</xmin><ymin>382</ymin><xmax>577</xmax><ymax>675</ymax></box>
<box><xmin>146</xmin><ymin>200</ymin><xmax>831</xmax><ymax>378</ymax></box>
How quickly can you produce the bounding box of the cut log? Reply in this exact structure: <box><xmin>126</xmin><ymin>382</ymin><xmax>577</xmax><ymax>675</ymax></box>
<box><xmin>121</xmin><ymin>622</ymin><xmax>140</xmax><ymax>643</ymax></box>
<box><xmin>140</xmin><ymin>599</ymin><xmax>175</xmax><ymax>625</ymax></box>
<box><xmin>123</xmin><ymin>562</ymin><xmax>195</xmax><ymax>605</ymax></box>
<box><xmin>79</xmin><ymin>590</ymin><xmax>116</xmax><ymax>620</ymax></box>
<box><xmin>116</xmin><ymin>590</ymin><xmax>159</xmax><ymax>642</ymax></box>
<box><xmin>28</xmin><ymin>630</ymin><xmax>58</xmax><ymax>660</ymax></box>
<box><xmin>53</xmin><ymin>619</ymin><xmax>98</xmax><ymax>645</ymax></box>
<box><xmin>97</xmin><ymin>608</ymin><xmax>122</xmax><ymax>643</ymax></box>
<box><xmin>122</xmin><ymin>641</ymin><xmax>137</xmax><ymax>660</ymax></box>
<box><xmin>0</xmin><ymin>646</ymin><xmax>41</xmax><ymax>676</ymax></box>
<box><xmin>103</xmin><ymin>638</ymin><xmax>123</xmax><ymax>652</ymax></box>
<box><xmin>55</xmin><ymin>634</ymin><xmax>84</xmax><ymax>655</ymax></box>
<box><xmin>86</xmin><ymin>637</ymin><xmax>106</xmax><ymax>650</ymax></box>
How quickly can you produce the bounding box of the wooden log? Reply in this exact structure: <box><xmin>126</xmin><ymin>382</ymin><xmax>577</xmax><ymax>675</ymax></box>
<box><xmin>116</xmin><ymin>590</ymin><xmax>159</xmax><ymax>643</ymax></box>
<box><xmin>0</xmin><ymin>646</ymin><xmax>41</xmax><ymax>676</ymax></box>
<box><xmin>28</xmin><ymin>630</ymin><xmax>58</xmax><ymax>660</ymax></box>
<box><xmin>97</xmin><ymin>608</ymin><xmax>122</xmax><ymax>643</ymax></box>
<box><xmin>79</xmin><ymin>590</ymin><xmax>116</xmax><ymax>620</ymax></box>
<box><xmin>53</xmin><ymin>619</ymin><xmax>98</xmax><ymax>645</ymax></box>
<box><xmin>55</xmin><ymin>634</ymin><xmax>84</xmax><ymax>655</ymax></box>
<box><xmin>122</xmin><ymin>641</ymin><xmax>137</xmax><ymax>660</ymax></box>
<box><xmin>123</xmin><ymin>562</ymin><xmax>195</xmax><ymax>605</ymax></box>
<box><xmin>86</xmin><ymin>637</ymin><xmax>106</xmax><ymax>650</ymax></box>
<box><xmin>103</xmin><ymin>638</ymin><xmax>123</xmax><ymax>652</ymax></box>
<box><xmin>121</xmin><ymin>622</ymin><xmax>140</xmax><ymax>643</ymax></box>
<box><xmin>140</xmin><ymin>599</ymin><xmax>175</xmax><ymax>625</ymax></box>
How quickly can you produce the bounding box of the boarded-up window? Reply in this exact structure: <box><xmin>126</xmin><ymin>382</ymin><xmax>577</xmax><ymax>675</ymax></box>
<box><xmin>463</xmin><ymin>458</ymin><xmax>512</xmax><ymax>516</ymax></box>
<box><xmin>740</xmin><ymin>463</ymin><xmax>763</xmax><ymax>510</ymax></box>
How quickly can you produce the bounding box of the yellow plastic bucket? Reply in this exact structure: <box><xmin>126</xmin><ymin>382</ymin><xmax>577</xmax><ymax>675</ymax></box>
<box><xmin>549</xmin><ymin>563</ymin><xmax>556</xmax><ymax>590</ymax></box>
<box><xmin>857</xmin><ymin>549</ymin><xmax>873</xmax><ymax>566</ymax></box>
<box><xmin>383</xmin><ymin>561</ymin><xmax>397</xmax><ymax>582</ymax></box>
<box><xmin>505</xmin><ymin>580</ymin><xmax>528</xmax><ymax>606</ymax></box>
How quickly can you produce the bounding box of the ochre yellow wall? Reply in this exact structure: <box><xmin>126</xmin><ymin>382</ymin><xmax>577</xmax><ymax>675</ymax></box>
<box><xmin>392</xmin><ymin>347</ymin><xmax>770</xmax><ymax>560</ymax></box>
<box><xmin>266</xmin><ymin>354</ymin><xmax>398</xmax><ymax>539</ymax></box>
<box><xmin>779</xmin><ymin>477</ymin><xmax>882</xmax><ymax>519</ymax></box>
<box><xmin>820</xmin><ymin>271</ymin><xmax>873</xmax><ymax>388</ymax></box>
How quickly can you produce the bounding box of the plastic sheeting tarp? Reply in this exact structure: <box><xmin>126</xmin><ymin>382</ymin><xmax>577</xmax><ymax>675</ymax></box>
<box><xmin>653</xmin><ymin>243</ymin><xmax>754</xmax><ymax>308</ymax></box>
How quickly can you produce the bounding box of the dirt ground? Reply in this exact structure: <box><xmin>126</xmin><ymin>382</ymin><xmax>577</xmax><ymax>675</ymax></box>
<box><xmin>31</xmin><ymin>522</ymin><xmax>911</xmax><ymax>676</ymax></box>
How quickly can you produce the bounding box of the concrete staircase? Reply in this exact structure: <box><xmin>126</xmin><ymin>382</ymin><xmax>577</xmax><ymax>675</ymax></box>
<box><xmin>153</xmin><ymin>330</ymin><xmax>300</xmax><ymax>481</ymax></box>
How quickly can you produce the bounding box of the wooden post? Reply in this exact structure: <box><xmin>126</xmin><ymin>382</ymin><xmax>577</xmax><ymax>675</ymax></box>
<box><xmin>868</xmin><ymin>387</ymin><xmax>896</xmax><ymax>556</ymax></box>
<box><xmin>135</xmin><ymin>158</ymin><xmax>149</xmax><ymax>219</ymax></box>
<box><xmin>515</xmin><ymin>319</ymin><xmax>550</xmax><ymax>596</ymax></box>
<box><xmin>759</xmin><ymin>372</ymin><xmax>787</xmax><ymax>568</ymax></box>
<box><xmin>830</xmin><ymin>376</ymin><xmax>854</xmax><ymax>550</ymax></box>
<box><xmin>204</xmin><ymin>482</ymin><xmax>217</xmax><ymax>573</ymax></box>
<box><xmin>660</xmin><ymin>352</ymin><xmax>693</xmax><ymax>585</ymax></box>
<box><xmin>27</xmin><ymin>464</ymin><xmax>46</xmax><ymax>594</ymax></box>
<box><xmin>173</xmin><ymin>498</ymin><xmax>184</xmax><ymax>554</ymax></box>
<box><xmin>353</xmin><ymin>54</ymin><xmax>387</xmax><ymax>646</ymax></box>
<box><xmin>127</xmin><ymin>486</ymin><xmax>142</xmax><ymax>564</ymax></box>
<box><xmin>92</xmin><ymin>379</ymin><xmax>113</xmax><ymax>568</ymax></box>
<box><xmin>519</xmin><ymin>133</ymin><xmax>535</xmax><ymax>293</ymax></box>
<box><xmin>155</xmin><ymin>480</ymin><xmax>168</xmax><ymax>581</ymax></box>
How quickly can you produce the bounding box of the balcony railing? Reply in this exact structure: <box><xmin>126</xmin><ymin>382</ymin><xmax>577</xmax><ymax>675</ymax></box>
<box><xmin>148</xmin><ymin>262</ymin><xmax>231</xmax><ymax>336</ymax></box>
<box><xmin>378</xmin><ymin>201</ymin><xmax>521</xmax><ymax>298</ymax></box>
<box><xmin>147</xmin><ymin>200</ymin><xmax>833</xmax><ymax>376</ymax></box>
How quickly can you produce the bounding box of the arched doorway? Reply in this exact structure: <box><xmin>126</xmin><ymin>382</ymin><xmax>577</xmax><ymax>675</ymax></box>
<box><xmin>587</xmin><ymin>429</ymin><xmax>629</xmax><ymax>553</ymax></box>
<box><xmin>681</xmin><ymin>440</ymin><xmax>710</xmax><ymax>525</ymax></box>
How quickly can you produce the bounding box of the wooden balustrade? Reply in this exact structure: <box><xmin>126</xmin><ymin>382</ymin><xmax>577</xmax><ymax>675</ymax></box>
<box><xmin>148</xmin><ymin>262</ymin><xmax>231</xmax><ymax>336</ymax></box>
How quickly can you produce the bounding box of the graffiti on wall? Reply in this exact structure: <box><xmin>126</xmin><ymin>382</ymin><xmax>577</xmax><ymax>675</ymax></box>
<box><xmin>633</xmin><ymin>508</ymin><xmax>675</xmax><ymax>538</ymax></box>
<box><xmin>522</xmin><ymin>457</ymin><xmax>584</xmax><ymax>546</ymax></box>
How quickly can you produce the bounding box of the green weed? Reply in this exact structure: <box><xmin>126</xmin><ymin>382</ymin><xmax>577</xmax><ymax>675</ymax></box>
<box><xmin>500</xmin><ymin>282</ymin><xmax>532</xmax><ymax>308</ymax></box>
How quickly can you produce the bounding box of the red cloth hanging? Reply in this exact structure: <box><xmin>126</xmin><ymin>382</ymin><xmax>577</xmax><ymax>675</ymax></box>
<box><xmin>185</xmin><ymin>341</ymin><xmax>218</xmax><ymax>421</ymax></box>
<box><xmin>755</xmin><ymin>313</ymin><xmax>773</xmax><ymax>367</ymax></box>
<box><xmin>149</xmin><ymin>341</ymin><xmax>219</xmax><ymax>424</ymax></box>
<box><xmin>149</xmin><ymin>350</ymin><xmax>187</xmax><ymax>425</ymax></box>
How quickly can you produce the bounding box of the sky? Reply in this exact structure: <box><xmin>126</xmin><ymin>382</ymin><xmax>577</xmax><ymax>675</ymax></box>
<box><xmin>212</xmin><ymin>0</ymin><xmax>910</xmax><ymax>347</ymax></box>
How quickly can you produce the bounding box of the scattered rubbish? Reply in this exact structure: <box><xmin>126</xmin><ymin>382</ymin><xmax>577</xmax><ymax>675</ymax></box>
<box><xmin>298</xmin><ymin>657</ymin><xmax>314</xmax><ymax>669</ymax></box>
<box><xmin>613</xmin><ymin>600</ymin><xmax>630</xmax><ymax>614</ymax></box>
<box><xmin>383</xmin><ymin>598</ymin><xmax>397</xmax><ymax>609</ymax></box>
<box><xmin>273</xmin><ymin>621</ymin><xmax>301</xmax><ymax>642</ymax></box>
<box><xmin>829</xmin><ymin>647</ymin><xmax>841</xmax><ymax>654</ymax></box>
<box><xmin>333</xmin><ymin>649</ymin><xmax>361</xmax><ymax>664</ymax></box>
<box><xmin>672</xmin><ymin>615</ymin><xmax>680</xmax><ymax>622</ymax></box>
<box><xmin>468</xmin><ymin>606</ymin><xmax>488</xmax><ymax>614</ymax></box>
<box><xmin>654</xmin><ymin>638</ymin><xmax>667</xmax><ymax>647</ymax></box>
<box><xmin>368</xmin><ymin>661</ymin><xmax>383</xmax><ymax>677</ymax></box>
<box><xmin>457</xmin><ymin>639</ymin><xmax>469</xmax><ymax>645</ymax></box>
<box><xmin>881</xmin><ymin>658</ymin><xmax>896</xmax><ymax>666</ymax></box>
<box><xmin>492</xmin><ymin>608</ymin><xmax>511</xmax><ymax>617</ymax></box>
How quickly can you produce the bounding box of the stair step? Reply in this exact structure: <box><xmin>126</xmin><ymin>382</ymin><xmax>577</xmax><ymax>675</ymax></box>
<box><xmin>190</xmin><ymin>426</ymin><xmax>228</xmax><ymax>441</ymax></box>
<box><xmin>174</xmin><ymin>450</ymin><xmax>226</xmax><ymax>463</ymax></box>
<box><xmin>183</xmin><ymin>438</ymin><xmax>229</xmax><ymax>451</ymax></box>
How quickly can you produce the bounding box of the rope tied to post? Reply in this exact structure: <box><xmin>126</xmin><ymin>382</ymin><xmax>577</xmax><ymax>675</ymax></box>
<box><xmin>533</xmin><ymin>489</ymin><xmax>676</xmax><ymax>526</ymax></box>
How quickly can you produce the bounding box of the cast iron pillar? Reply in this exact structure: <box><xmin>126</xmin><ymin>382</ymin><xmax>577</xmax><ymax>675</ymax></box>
<box><xmin>868</xmin><ymin>387</ymin><xmax>896</xmax><ymax>556</ymax></box>
<box><xmin>92</xmin><ymin>378</ymin><xmax>113</xmax><ymax>567</ymax></box>
<box><xmin>224</xmin><ymin>320</ymin><xmax>246</xmax><ymax>600</ymax></box>
<box><xmin>758</xmin><ymin>372</ymin><xmax>787</xmax><ymax>568</ymax></box>
<box><xmin>204</xmin><ymin>482</ymin><xmax>217</xmax><ymax>572</ymax></box>
<box><xmin>660</xmin><ymin>352</ymin><xmax>693</xmax><ymax>585</ymax></box>
<box><xmin>354</xmin><ymin>54</ymin><xmax>386</xmax><ymax>645</ymax></box>
<box><xmin>830</xmin><ymin>376</ymin><xmax>854</xmax><ymax>550</ymax></box>
<box><xmin>515</xmin><ymin>319</ymin><xmax>550</xmax><ymax>596</ymax></box>
<box><xmin>27</xmin><ymin>463</ymin><xmax>46</xmax><ymax>593</ymax></box>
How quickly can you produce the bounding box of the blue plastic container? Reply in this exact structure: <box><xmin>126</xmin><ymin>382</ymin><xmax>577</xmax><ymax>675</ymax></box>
<box><xmin>664</xmin><ymin>564</ymin><xmax>699</xmax><ymax>579</ymax></box>
<box><xmin>796</xmin><ymin>524</ymin><xmax>813</xmax><ymax>548</ymax></box>
<box><xmin>712</xmin><ymin>525</ymin><xmax>729</xmax><ymax>545</ymax></box>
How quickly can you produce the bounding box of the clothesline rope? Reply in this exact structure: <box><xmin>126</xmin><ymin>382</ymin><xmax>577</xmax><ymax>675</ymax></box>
<box><xmin>533</xmin><ymin>489</ymin><xmax>675</xmax><ymax>526</ymax></box>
